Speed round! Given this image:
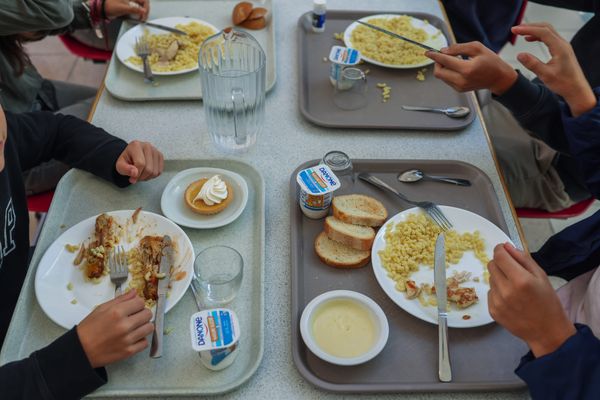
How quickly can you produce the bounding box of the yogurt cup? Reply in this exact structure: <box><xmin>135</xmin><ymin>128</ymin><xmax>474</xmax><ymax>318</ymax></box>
<box><xmin>328</xmin><ymin>45</ymin><xmax>361</xmax><ymax>88</ymax></box>
<box><xmin>190</xmin><ymin>309</ymin><xmax>240</xmax><ymax>371</ymax></box>
<box><xmin>296</xmin><ymin>165</ymin><xmax>340</xmax><ymax>219</ymax></box>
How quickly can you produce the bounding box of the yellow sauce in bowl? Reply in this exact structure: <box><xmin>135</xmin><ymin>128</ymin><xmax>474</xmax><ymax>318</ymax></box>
<box><xmin>311</xmin><ymin>299</ymin><xmax>377</xmax><ymax>358</ymax></box>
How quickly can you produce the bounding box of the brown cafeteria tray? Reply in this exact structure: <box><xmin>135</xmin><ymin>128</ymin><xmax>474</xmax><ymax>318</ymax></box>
<box><xmin>290</xmin><ymin>159</ymin><xmax>527</xmax><ymax>393</ymax></box>
<box><xmin>297</xmin><ymin>11</ymin><xmax>476</xmax><ymax>131</ymax></box>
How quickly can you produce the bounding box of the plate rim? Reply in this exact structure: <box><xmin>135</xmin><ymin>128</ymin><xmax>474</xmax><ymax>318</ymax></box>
<box><xmin>343</xmin><ymin>13</ymin><xmax>448</xmax><ymax>69</ymax></box>
<box><xmin>34</xmin><ymin>209</ymin><xmax>195</xmax><ymax>329</ymax></box>
<box><xmin>371</xmin><ymin>205</ymin><xmax>513</xmax><ymax>328</ymax></box>
<box><xmin>160</xmin><ymin>167</ymin><xmax>249</xmax><ymax>229</ymax></box>
<box><xmin>115</xmin><ymin>16</ymin><xmax>219</xmax><ymax>76</ymax></box>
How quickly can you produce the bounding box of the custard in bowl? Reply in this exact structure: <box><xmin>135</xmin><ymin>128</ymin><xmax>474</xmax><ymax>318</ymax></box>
<box><xmin>185</xmin><ymin>174</ymin><xmax>234</xmax><ymax>215</ymax></box>
<box><xmin>300</xmin><ymin>290</ymin><xmax>389</xmax><ymax>366</ymax></box>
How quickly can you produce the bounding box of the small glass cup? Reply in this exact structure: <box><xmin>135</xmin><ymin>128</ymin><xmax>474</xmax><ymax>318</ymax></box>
<box><xmin>321</xmin><ymin>150</ymin><xmax>355</xmax><ymax>184</ymax></box>
<box><xmin>193</xmin><ymin>246</ymin><xmax>243</xmax><ymax>306</ymax></box>
<box><xmin>333</xmin><ymin>67</ymin><xmax>367</xmax><ymax>111</ymax></box>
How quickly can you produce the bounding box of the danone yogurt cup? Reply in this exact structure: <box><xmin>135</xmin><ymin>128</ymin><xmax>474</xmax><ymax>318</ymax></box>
<box><xmin>329</xmin><ymin>45</ymin><xmax>361</xmax><ymax>88</ymax></box>
<box><xmin>190</xmin><ymin>309</ymin><xmax>240</xmax><ymax>371</ymax></box>
<box><xmin>296</xmin><ymin>165</ymin><xmax>340</xmax><ymax>219</ymax></box>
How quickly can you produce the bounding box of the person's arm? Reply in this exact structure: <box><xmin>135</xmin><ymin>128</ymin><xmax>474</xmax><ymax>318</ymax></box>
<box><xmin>0</xmin><ymin>290</ymin><xmax>154</xmax><ymax>400</ymax></box>
<box><xmin>5</xmin><ymin>110</ymin><xmax>163</xmax><ymax>186</ymax></box>
<box><xmin>0</xmin><ymin>0</ymin><xmax>74</xmax><ymax>34</ymax></box>
<box><xmin>515</xmin><ymin>324</ymin><xmax>600</xmax><ymax>399</ymax></box>
<box><xmin>0</xmin><ymin>328</ymin><xmax>106</xmax><ymax>400</ymax></box>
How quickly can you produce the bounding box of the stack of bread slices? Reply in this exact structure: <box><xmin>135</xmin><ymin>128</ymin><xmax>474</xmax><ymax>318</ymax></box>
<box><xmin>315</xmin><ymin>194</ymin><xmax>388</xmax><ymax>268</ymax></box>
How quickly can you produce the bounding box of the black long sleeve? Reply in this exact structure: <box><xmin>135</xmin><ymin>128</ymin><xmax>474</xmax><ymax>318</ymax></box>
<box><xmin>1</xmin><ymin>111</ymin><xmax>132</xmax><ymax>399</ymax></box>
<box><xmin>7</xmin><ymin>111</ymin><xmax>130</xmax><ymax>188</ymax></box>
<box><xmin>0</xmin><ymin>328</ymin><xmax>107</xmax><ymax>400</ymax></box>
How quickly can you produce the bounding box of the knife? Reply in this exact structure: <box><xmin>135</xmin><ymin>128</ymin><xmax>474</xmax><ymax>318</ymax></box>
<box><xmin>126</xmin><ymin>18</ymin><xmax>188</xmax><ymax>36</ymax></box>
<box><xmin>150</xmin><ymin>235</ymin><xmax>173</xmax><ymax>358</ymax></box>
<box><xmin>356</xmin><ymin>20</ymin><xmax>439</xmax><ymax>53</ymax></box>
<box><xmin>434</xmin><ymin>233</ymin><xmax>452</xmax><ymax>382</ymax></box>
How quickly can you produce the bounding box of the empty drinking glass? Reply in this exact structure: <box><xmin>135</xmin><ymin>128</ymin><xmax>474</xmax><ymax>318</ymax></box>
<box><xmin>193</xmin><ymin>246</ymin><xmax>243</xmax><ymax>306</ymax></box>
<box><xmin>333</xmin><ymin>67</ymin><xmax>367</xmax><ymax>111</ymax></box>
<box><xmin>198</xmin><ymin>28</ymin><xmax>266</xmax><ymax>152</ymax></box>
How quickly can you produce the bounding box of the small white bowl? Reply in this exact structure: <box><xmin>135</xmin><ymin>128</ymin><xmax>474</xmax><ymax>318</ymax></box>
<box><xmin>300</xmin><ymin>290</ymin><xmax>389</xmax><ymax>366</ymax></box>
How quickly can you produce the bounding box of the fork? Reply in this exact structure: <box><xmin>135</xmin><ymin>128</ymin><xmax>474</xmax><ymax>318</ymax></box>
<box><xmin>134</xmin><ymin>36</ymin><xmax>154</xmax><ymax>84</ymax></box>
<box><xmin>109</xmin><ymin>246</ymin><xmax>128</xmax><ymax>297</ymax></box>
<box><xmin>358</xmin><ymin>173</ymin><xmax>453</xmax><ymax>231</ymax></box>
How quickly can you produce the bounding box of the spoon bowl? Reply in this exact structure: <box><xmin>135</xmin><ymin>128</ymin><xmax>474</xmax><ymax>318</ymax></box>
<box><xmin>398</xmin><ymin>169</ymin><xmax>471</xmax><ymax>186</ymax></box>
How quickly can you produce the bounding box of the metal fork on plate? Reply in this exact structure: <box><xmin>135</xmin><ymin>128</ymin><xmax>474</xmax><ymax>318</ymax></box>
<box><xmin>358</xmin><ymin>173</ymin><xmax>453</xmax><ymax>231</ymax></box>
<box><xmin>109</xmin><ymin>246</ymin><xmax>128</xmax><ymax>297</ymax></box>
<box><xmin>134</xmin><ymin>36</ymin><xmax>154</xmax><ymax>84</ymax></box>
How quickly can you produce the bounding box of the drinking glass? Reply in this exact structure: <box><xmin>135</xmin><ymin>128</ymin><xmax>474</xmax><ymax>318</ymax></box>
<box><xmin>321</xmin><ymin>150</ymin><xmax>355</xmax><ymax>185</ymax></box>
<box><xmin>193</xmin><ymin>246</ymin><xmax>243</xmax><ymax>305</ymax></box>
<box><xmin>198</xmin><ymin>29</ymin><xmax>266</xmax><ymax>152</ymax></box>
<box><xmin>333</xmin><ymin>67</ymin><xmax>367</xmax><ymax>111</ymax></box>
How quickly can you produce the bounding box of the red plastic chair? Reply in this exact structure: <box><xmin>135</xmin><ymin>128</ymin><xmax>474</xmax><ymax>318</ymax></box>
<box><xmin>58</xmin><ymin>34</ymin><xmax>112</xmax><ymax>62</ymax></box>
<box><xmin>516</xmin><ymin>197</ymin><xmax>596</xmax><ymax>219</ymax></box>
<box><xmin>27</xmin><ymin>191</ymin><xmax>54</xmax><ymax>213</ymax></box>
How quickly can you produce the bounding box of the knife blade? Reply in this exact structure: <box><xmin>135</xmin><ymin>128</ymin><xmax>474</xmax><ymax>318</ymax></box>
<box><xmin>434</xmin><ymin>233</ymin><xmax>452</xmax><ymax>382</ymax></box>
<box><xmin>126</xmin><ymin>18</ymin><xmax>188</xmax><ymax>36</ymax></box>
<box><xmin>150</xmin><ymin>235</ymin><xmax>173</xmax><ymax>358</ymax></box>
<box><xmin>356</xmin><ymin>20</ymin><xmax>439</xmax><ymax>53</ymax></box>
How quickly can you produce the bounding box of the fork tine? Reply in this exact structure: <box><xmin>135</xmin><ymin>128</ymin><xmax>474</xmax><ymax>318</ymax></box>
<box><xmin>426</xmin><ymin>209</ymin><xmax>445</xmax><ymax>231</ymax></box>
<box><xmin>431</xmin><ymin>206</ymin><xmax>452</xmax><ymax>231</ymax></box>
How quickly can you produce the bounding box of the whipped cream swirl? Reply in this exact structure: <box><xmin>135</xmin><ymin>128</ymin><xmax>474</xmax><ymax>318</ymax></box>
<box><xmin>194</xmin><ymin>175</ymin><xmax>228</xmax><ymax>205</ymax></box>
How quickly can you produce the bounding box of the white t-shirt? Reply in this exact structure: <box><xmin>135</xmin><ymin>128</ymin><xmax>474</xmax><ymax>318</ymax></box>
<box><xmin>556</xmin><ymin>266</ymin><xmax>600</xmax><ymax>337</ymax></box>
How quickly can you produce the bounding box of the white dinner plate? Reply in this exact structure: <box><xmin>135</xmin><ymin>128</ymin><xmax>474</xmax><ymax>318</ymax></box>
<box><xmin>371</xmin><ymin>206</ymin><xmax>514</xmax><ymax>328</ymax></box>
<box><xmin>161</xmin><ymin>168</ymin><xmax>249</xmax><ymax>229</ymax></box>
<box><xmin>343</xmin><ymin>14</ymin><xmax>448</xmax><ymax>69</ymax></box>
<box><xmin>35</xmin><ymin>210</ymin><xmax>194</xmax><ymax>329</ymax></box>
<box><xmin>115</xmin><ymin>17</ymin><xmax>218</xmax><ymax>76</ymax></box>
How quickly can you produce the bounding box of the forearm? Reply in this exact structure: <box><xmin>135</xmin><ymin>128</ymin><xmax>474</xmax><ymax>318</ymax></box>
<box><xmin>494</xmin><ymin>72</ymin><xmax>571</xmax><ymax>153</ymax></box>
<box><xmin>0</xmin><ymin>328</ymin><xmax>107</xmax><ymax>399</ymax></box>
<box><xmin>516</xmin><ymin>324</ymin><xmax>600</xmax><ymax>399</ymax></box>
<box><xmin>7</xmin><ymin>111</ymin><xmax>130</xmax><ymax>187</ymax></box>
<box><xmin>0</xmin><ymin>0</ymin><xmax>74</xmax><ymax>35</ymax></box>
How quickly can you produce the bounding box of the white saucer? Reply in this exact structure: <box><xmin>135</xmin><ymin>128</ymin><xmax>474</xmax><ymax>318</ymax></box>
<box><xmin>161</xmin><ymin>168</ymin><xmax>249</xmax><ymax>229</ymax></box>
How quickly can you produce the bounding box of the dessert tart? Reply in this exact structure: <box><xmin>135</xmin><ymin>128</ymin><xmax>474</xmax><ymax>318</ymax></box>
<box><xmin>185</xmin><ymin>175</ymin><xmax>234</xmax><ymax>215</ymax></box>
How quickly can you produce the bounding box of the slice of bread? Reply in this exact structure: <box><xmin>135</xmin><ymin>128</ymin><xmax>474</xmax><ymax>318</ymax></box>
<box><xmin>324</xmin><ymin>216</ymin><xmax>375</xmax><ymax>251</ymax></box>
<box><xmin>332</xmin><ymin>194</ymin><xmax>388</xmax><ymax>227</ymax></box>
<box><xmin>314</xmin><ymin>232</ymin><xmax>370</xmax><ymax>268</ymax></box>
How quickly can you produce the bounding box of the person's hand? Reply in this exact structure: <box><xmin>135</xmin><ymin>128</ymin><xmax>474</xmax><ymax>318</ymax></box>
<box><xmin>487</xmin><ymin>243</ymin><xmax>576</xmax><ymax>358</ymax></box>
<box><xmin>511</xmin><ymin>23</ymin><xmax>596</xmax><ymax>117</ymax></box>
<box><xmin>104</xmin><ymin>0</ymin><xmax>150</xmax><ymax>21</ymax></box>
<box><xmin>77</xmin><ymin>290</ymin><xmax>153</xmax><ymax>368</ymax></box>
<box><xmin>425</xmin><ymin>42</ymin><xmax>518</xmax><ymax>95</ymax></box>
<box><xmin>115</xmin><ymin>140</ymin><xmax>164</xmax><ymax>184</ymax></box>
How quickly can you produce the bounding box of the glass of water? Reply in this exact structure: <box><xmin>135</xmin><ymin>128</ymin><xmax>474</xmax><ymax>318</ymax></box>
<box><xmin>198</xmin><ymin>28</ymin><xmax>266</xmax><ymax>152</ymax></box>
<box><xmin>194</xmin><ymin>246</ymin><xmax>243</xmax><ymax>306</ymax></box>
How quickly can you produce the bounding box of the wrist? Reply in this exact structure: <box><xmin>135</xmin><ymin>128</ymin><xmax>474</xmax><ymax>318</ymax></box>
<box><xmin>564</xmin><ymin>85</ymin><xmax>597</xmax><ymax>117</ymax></box>
<box><xmin>527</xmin><ymin>320</ymin><xmax>576</xmax><ymax>358</ymax></box>
<box><xmin>490</xmin><ymin>68</ymin><xmax>518</xmax><ymax>96</ymax></box>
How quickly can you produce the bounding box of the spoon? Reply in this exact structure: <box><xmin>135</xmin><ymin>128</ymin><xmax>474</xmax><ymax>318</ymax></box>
<box><xmin>401</xmin><ymin>105</ymin><xmax>471</xmax><ymax>118</ymax></box>
<box><xmin>398</xmin><ymin>169</ymin><xmax>471</xmax><ymax>186</ymax></box>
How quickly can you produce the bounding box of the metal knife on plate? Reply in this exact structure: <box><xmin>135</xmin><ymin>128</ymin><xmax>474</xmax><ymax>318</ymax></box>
<box><xmin>356</xmin><ymin>20</ymin><xmax>440</xmax><ymax>53</ymax></box>
<box><xmin>126</xmin><ymin>18</ymin><xmax>188</xmax><ymax>35</ymax></box>
<box><xmin>150</xmin><ymin>235</ymin><xmax>173</xmax><ymax>358</ymax></box>
<box><xmin>434</xmin><ymin>233</ymin><xmax>452</xmax><ymax>382</ymax></box>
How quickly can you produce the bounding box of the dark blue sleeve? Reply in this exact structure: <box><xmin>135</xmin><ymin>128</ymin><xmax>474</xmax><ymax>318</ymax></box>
<box><xmin>559</xmin><ymin>87</ymin><xmax>600</xmax><ymax>198</ymax></box>
<box><xmin>516</xmin><ymin>324</ymin><xmax>600</xmax><ymax>400</ymax></box>
<box><xmin>532</xmin><ymin>88</ymin><xmax>600</xmax><ymax>280</ymax></box>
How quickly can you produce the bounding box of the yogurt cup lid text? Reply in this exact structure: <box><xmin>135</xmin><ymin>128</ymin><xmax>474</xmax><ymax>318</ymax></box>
<box><xmin>190</xmin><ymin>309</ymin><xmax>240</xmax><ymax>352</ymax></box>
<box><xmin>296</xmin><ymin>165</ymin><xmax>340</xmax><ymax>195</ymax></box>
<box><xmin>329</xmin><ymin>45</ymin><xmax>361</xmax><ymax>65</ymax></box>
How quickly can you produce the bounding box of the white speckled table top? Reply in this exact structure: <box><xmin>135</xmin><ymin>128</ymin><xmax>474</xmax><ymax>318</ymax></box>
<box><xmin>80</xmin><ymin>0</ymin><xmax>527</xmax><ymax>398</ymax></box>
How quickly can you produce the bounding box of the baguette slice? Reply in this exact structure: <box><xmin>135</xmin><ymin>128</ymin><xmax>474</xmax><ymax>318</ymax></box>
<box><xmin>314</xmin><ymin>232</ymin><xmax>370</xmax><ymax>268</ymax></box>
<box><xmin>332</xmin><ymin>194</ymin><xmax>388</xmax><ymax>227</ymax></box>
<box><xmin>324</xmin><ymin>216</ymin><xmax>375</xmax><ymax>251</ymax></box>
